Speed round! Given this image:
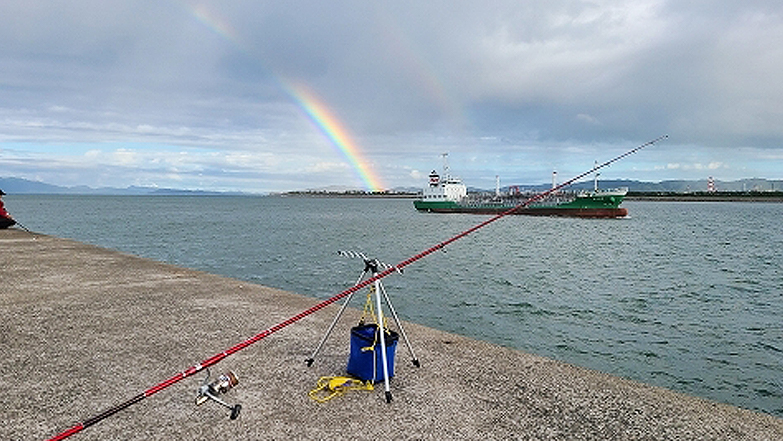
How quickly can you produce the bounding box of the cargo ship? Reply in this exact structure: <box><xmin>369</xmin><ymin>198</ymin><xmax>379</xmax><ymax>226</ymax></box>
<box><xmin>413</xmin><ymin>157</ymin><xmax>629</xmax><ymax>218</ymax></box>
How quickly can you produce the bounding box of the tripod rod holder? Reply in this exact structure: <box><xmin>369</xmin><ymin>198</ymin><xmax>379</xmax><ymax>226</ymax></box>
<box><xmin>337</xmin><ymin>250</ymin><xmax>402</xmax><ymax>275</ymax></box>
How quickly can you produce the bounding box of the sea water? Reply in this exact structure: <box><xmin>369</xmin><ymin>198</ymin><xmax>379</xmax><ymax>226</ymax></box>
<box><xmin>8</xmin><ymin>195</ymin><xmax>783</xmax><ymax>417</ymax></box>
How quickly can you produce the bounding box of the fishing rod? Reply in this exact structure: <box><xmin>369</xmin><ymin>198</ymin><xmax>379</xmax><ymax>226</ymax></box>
<box><xmin>46</xmin><ymin>135</ymin><xmax>667</xmax><ymax>440</ymax></box>
<box><xmin>15</xmin><ymin>220</ymin><xmax>36</xmax><ymax>237</ymax></box>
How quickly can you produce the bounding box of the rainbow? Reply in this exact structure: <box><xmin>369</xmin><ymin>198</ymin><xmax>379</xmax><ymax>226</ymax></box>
<box><xmin>286</xmin><ymin>84</ymin><xmax>385</xmax><ymax>192</ymax></box>
<box><xmin>188</xmin><ymin>3</ymin><xmax>239</xmax><ymax>43</ymax></box>
<box><xmin>176</xmin><ymin>1</ymin><xmax>385</xmax><ymax>192</ymax></box>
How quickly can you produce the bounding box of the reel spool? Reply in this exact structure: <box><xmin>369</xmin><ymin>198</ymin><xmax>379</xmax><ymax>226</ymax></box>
<box><xmin>195</xmin><ymin>370</ymin><xmax>242</xmax><ymax>420</ymax></box>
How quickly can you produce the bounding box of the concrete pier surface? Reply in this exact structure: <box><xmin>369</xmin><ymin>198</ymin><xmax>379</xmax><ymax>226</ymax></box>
<box><xmin>2</xmin><ymin>228</ymin><xmax>782</xmax><ymax>440</ymax></box>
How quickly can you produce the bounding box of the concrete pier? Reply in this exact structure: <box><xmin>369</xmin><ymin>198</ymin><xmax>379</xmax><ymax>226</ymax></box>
<box><xmin>2</xmin><ymin>228</ymin><xmax>782</xmax><ymax>440</ymax></box>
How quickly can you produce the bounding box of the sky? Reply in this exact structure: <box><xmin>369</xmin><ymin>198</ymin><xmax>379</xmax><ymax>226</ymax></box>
<box><xmin>1</xmin><ymin>0</ymin><xmax>782</xmax><ymax>193</ymax></box>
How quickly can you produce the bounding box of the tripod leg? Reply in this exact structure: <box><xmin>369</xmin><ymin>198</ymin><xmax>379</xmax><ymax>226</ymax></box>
<box><xmin>374</xmin><ymin>279</ymin><xmax>392</xmax><ymax>403</ymax></box>
<box><xmin>306</xmin><ymin>291</ymin><xmax>355</xmax><ymax>366</ymax></box>
<box><xmin>378</xmin><ymin>281</ymin><xmax>420</xmax><ymax>367</ymax></box>
<box><xmin>306</xmin><ymin>270</ymin><xmax>369</xmax><ymax>365</ymax></box>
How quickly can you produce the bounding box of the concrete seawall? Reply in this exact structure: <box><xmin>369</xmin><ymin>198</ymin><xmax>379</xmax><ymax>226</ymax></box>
<box><xmin>3</xmin><ymin>228</ymin><xmax>782</xmax><ymax>440</ymax></box>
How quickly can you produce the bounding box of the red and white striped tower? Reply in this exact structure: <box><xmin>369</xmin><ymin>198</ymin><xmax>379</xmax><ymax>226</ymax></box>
<box><xmin>428</xmin><ymin>170</ymin><xmax>440</xmax><ymax>187</ymax></box>
<box><xmin>707</xmin><ymin>176</ymin><xmax>716</xmax><ymax>193</ymax></box>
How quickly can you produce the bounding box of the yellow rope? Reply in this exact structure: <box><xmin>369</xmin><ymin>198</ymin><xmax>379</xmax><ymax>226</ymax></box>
<box><xmin>359</xmin><ymin>285</ymin><xmax>377</xmax><ymax>325</ymax></box>
<box><xmin>308</xmin><ymin>376</ymin><xmax>374</xmax><ymax>403</ymax></box>
<box><xmin>308</xmin><ymin>284</ymin><xmax>394</xmax><ymax>400</ymax></box>
<box><xmin>360</xmin><ymin>284</ymin><xmax>390</xmax><ymax>332</ymax></box>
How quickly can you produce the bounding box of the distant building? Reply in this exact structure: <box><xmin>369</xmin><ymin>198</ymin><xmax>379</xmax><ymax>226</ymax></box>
<box><xmin>707</xmin><ymin>177</ymin><xmax>716</xmax><ymax>193</ymax></box>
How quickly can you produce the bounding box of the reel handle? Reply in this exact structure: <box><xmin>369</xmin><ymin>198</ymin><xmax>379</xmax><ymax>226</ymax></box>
<box><xmin>230</xmin><ymin>404</ymin><xmax>242</xmax><ymax>420</ymax></box>
<box><xmin>195</xmin><ymin>370</ymin><xmax>241</xmax><ymax>419</ymax></box>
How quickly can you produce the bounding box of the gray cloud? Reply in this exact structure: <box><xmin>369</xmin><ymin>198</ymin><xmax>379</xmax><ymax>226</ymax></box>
<box><xmin>1</xmin><ymin>0</ymin><xmax>782</xmax><ymax>191</ymax></box>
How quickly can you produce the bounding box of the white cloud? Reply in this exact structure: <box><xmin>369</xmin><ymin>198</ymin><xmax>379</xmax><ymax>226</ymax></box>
<box><xmin>1</xmin><ymin>0</ymin><xmax>782</xmax><ymax>191</ymax></box>
<box><xmin>305</xmin><ymin>161</ymin><xmax>350</xmax><ymax>174</ymax></box>
<box><xmin>576</xmin><ymin>113</ymin><xmax>601</xmax><ymax>125</ymax></box>
<box><xmin>660</xmin><ymin>161</ymin><xmax>726</xmax><ymax>172</ymax></box>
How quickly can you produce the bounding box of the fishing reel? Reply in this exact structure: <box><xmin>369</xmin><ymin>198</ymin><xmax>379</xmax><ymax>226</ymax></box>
<box><xmin>195</xmin><ymin>369</ymin><xmax>242</xmax><ymax>420</ymax></box>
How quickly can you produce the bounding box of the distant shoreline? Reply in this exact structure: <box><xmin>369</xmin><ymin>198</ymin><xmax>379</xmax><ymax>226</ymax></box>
<box><xmin>279</xmin><ymin>191</ymin><xmax>418</xmax><ymax>199</ymax></box>
<box><xmin>626</xmin><ymin>191</ymin><xmax>783</xmax><ymax>202</ymax></box>
<box><xmin>12</xmin><ymin>191</ymin><xmax>783</xmax><ymax>202</ymax></box>
<box><xmin>280</xmin><ymin>190</ymin><xmax>783</xmax><ymax>203</ymax></box>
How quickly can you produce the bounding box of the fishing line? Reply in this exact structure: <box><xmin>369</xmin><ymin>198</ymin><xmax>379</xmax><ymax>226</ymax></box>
<box><xmin>15</xmin><ymin>221</ymin><xmax>37</xmax><ymax>239</ymax></box>
<box><xmin>46</xmin><ymin>135</ymin><xmax>666</xmax><ymax>440</ymax></box>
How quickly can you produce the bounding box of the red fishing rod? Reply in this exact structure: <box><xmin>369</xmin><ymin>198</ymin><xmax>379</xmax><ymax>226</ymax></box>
<box><xmin>46</xmin><ymin>135</ymin><xmax>666</xmax><ymax>440</ymax></box>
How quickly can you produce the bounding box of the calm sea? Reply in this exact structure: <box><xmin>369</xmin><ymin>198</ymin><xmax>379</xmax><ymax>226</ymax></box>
<box><xmin>8</xmin><ymin>195</ymin><xmax>783</xmax><ymax>417</ymax></box>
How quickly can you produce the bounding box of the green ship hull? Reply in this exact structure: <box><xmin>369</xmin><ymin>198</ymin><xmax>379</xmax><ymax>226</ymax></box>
<box><xmin>414</xmin><ymin>191</ymin><xmax>628</xmax><ymax>218</ymax></box>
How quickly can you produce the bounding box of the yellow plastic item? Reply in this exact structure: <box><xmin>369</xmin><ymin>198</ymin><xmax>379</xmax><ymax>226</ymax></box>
<box><xmin>308</xmin><ymin>376</ymin><xmax>374</xmax><ymax>403</ymax></box>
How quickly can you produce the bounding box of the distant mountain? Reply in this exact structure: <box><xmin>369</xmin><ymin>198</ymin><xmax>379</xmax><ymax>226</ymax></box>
<box><xmin>0</xmin><ymin>177</ymin><xmax>243</xmax><ymax>195</ymax></box>
<box><xmin>0</xmin><ymin>177</ymin><xmax>66</xmax><ymax>194</ymax></box>
<box><xmin>3</xmin><ymin>176</ymin><xmax>782</xmax><ymax>195</ymax></box>
<box><xmin>304</xmin><ymin>185</ymin><xmax>365</xmax><ymax>193</ymax></box>
<box><xmin>485</xmin><ymin>178</ymin><xmax>783</xmax><ymax>194</ymax></box>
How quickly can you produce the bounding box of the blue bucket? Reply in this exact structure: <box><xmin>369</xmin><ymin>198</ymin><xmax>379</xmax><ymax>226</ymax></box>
<box><xmin>347</xmin><ymin>324</ymin><xmax>399</xmax><ymax>383</ymax></box>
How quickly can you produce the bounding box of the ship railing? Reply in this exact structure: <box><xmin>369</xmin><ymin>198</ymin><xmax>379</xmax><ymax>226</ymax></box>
<box><xmin>464</xmin><ymin>192</ymin><xmax>578</xmax><ymax>207</ymax></box>
<box><xmin>575</xmin><ymin>186</ymin><xmax>629</xmax><ymax>197</ymax></box>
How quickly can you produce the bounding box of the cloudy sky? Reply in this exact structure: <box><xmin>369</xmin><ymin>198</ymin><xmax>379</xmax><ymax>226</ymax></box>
<box><xmin>2</xmin><ymin>1</ymin><xmax>782</xmax><ymax>193</ymax></box>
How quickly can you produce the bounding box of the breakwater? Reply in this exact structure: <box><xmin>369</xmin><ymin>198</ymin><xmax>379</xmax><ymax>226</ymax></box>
<box><xmin>3</xmin><ymin>228</ymin><xmax>782</xmax><ymax>440</ymax></box>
